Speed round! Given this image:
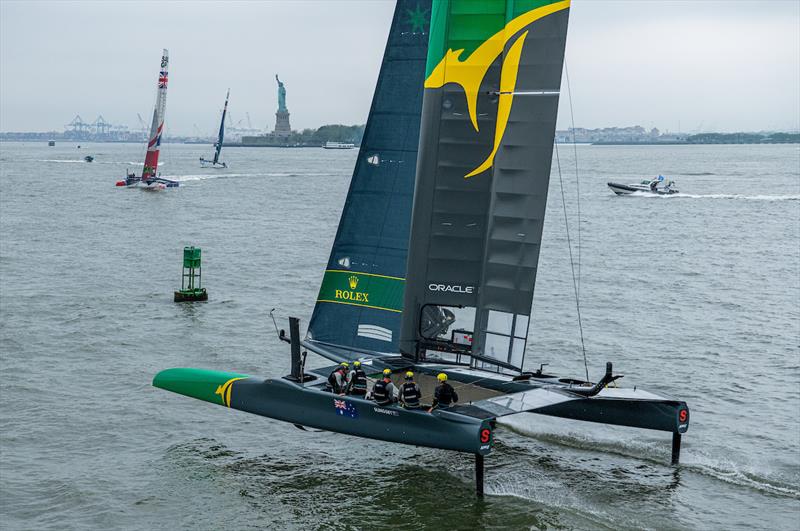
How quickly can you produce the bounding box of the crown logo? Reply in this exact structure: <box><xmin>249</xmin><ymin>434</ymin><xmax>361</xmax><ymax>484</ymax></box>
<box><xmin>348</xmin><ymin>276</ymin><xmax>359</xmax><ymax>290</ymax></box>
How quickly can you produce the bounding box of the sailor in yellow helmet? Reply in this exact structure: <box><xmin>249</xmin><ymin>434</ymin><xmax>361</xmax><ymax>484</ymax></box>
<box><xmin>399</xmin><ymin>371</ymin><xmax>422</xmax><ymax>409</ymax></box>
<box><xmin>429</xmin><ymin>372</ymin><xmax>458</xmax><ymax>412</ymax></box>
<box><xmin>326</xmin><ymin>362</ymin><xmax>349</xmax><ymax>395</ymax></box>
<box><xmin>371</xmin><ymin>368</ymin><xmax>398</xmax><ymax>406</ymax></box>
<box><xmin>346</xmin><ymin>360</ymin><xmax>368</xmax><ymax>397</ymax></box>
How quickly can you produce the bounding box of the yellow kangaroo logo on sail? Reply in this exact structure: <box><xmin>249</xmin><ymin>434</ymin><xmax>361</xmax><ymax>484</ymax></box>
<box><xmin>215</xmin><ymin>377</ymin><xmax>245</xmax><ymax>407</ymax></box>
<box><xmin>424</xmin><ymin>0</ymin><xmax>570</xmax><ymax>178</ymax></box>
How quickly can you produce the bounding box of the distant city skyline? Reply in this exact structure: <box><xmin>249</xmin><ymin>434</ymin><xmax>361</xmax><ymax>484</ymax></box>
<box><xmin>1</xmin><ymin>1</ymin><xmax>798</xmax><ymax>135</ymax></box>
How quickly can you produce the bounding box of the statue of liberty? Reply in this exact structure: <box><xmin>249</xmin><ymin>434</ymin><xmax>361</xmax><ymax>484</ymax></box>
<box><xmin>276</xmin><ymin>74</ymin><xmax>287</xmax><ymax>112</ymax></box>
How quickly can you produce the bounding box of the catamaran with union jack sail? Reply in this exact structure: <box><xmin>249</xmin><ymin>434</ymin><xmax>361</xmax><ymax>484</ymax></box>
<box><xmin>153</xmin><ymin>0</ymin><xmax>689</xmax><ymax>496</ymax></box>
<box><xmin>117</xmin><ymin>49</ymin><xmax>178</xmax><ymax>190</ymax></box>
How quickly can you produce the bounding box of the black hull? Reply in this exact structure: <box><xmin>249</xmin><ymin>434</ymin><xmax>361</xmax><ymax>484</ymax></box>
<box><xmin>535</xmin><ymin>394</ymin><xmax>689</xmax><ymax>433</ymax></box>
<box><xmin>200</xmin><ymin>157</ymin><xmax>227</xmax><ymax>169</ymax></box>
<box><xmin>154</xmin><ymin>363</ymin><xmax>688</xmax><ymax>461</ymax></box>
<box><xmin>154</xmin><ymin>369</ymin><xmax>493</xmax><ymax>455</ymax></box>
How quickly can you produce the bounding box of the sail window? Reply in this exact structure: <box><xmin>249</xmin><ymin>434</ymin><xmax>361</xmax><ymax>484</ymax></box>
<box><xmin>514</xmin><ymin>315</ymin><xmax>529</xmax><ymax>338</ymax></box>
<box><xmin>480</xmin><ymin>312</ymin><xmax>530</xmax><ymax>369</ymax></box>
<box><xmin>420</xmin><ymin>306</ymin><xmax>474</xmax><ymax>365</ymax></box>
<box><xmin>488</xmin><ymin>310</ymin><xmax>514</xmax><ymax>336</ymax></box>
<box><xmin>484</xmin><ymin>333</ymin><xmax>511</xmax><ymax>362</ymax></box>
<box><xmin>510</xmin><ymin>338</ymin><xmax>525</xmax><ymax>368</ymax></box>
<box><xmin>419</xmin><ymin>305</ymin><xmax>475</xmax><ymax>344</ymax></box>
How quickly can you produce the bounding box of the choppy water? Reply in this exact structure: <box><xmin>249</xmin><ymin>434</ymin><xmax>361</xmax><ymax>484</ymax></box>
<box><xmin>1</xmin><ymin>141</ymin><xmax>798</xmax><ymax>530</ymax></box>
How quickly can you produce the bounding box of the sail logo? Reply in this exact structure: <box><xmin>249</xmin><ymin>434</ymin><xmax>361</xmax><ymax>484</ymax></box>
<box><xmin>424</xmin><ymin>0</ymin><xmax>570</xmax><ymax>178</ymax></box>
<box><xmin>318</xmin><ymin>269</ymin><xmax>403</xmax><ymax>313</ymax></box>
<box><xmin>215</xmin><ymin>377</ymin><xmax>245</xmax><ymax>407</ymax></box>
<box><xmin>334</xmin><ymin>274</ymin><xmax>370</xmax><ymax>303</ymax></box>
<box><xmin>429</xmin><ymin>283</ymin><xmax>474</xmax><ymax>294</ymax></box>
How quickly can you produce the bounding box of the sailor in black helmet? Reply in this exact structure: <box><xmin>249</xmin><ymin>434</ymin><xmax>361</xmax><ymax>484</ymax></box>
<box><xmin>347</xmin><ymin>361</ymin><xmax>368</xmax><ymax>397</ymax></box>
<box><xmin>370</xmin><ymin>368</ymin><xmax>398</xmax><ymax>406</ymax></box>
<box><xmin>428</xmin><ymin>373</ymin><xmax>458</xmax><ymax>412</ymax></box>
<box><xmin>399</xmin><ymin>371</ymin><xmax>422</xmax><ymax>409</ymax></box>
<box><xmin>326</xmin><ymin>362</ymin><xmax>349</xmax><ymax>395</ymax></box>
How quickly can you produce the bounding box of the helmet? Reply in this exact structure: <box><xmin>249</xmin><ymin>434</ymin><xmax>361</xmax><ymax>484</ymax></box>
<box><xmin>405</xmin><ymin>371</ymin><xmax>414</xmax><ymax>380</ymax></box>
<box><xmin>353</xmin><ymin>361</ymin><xmax>361</xmax><ymax>367</ymax></box>
<box><xmin>340</xmin><ymin>362</ymin><xmax>349</xmax><ymax>369</ymax></box>
<box><xmin>437</xmin><ymin>373</ymin><xmax>447</xmax><ymax>382</ymax></box>
<box><xmin>382</xmin><ymin>368</ymin><xmax>392</xmax><ymax>376</ymax></box>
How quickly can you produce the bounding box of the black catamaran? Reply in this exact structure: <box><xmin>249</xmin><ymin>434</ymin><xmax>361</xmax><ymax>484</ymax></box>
<box><xmin>200</xmin><ymin>89</ymin><xmax>229</xmax><ymax>168</ymax></box>
<box><xmin>154</xmin><ymin>0</ymin><xmax>689</xmax><ymax>495</ymax></box>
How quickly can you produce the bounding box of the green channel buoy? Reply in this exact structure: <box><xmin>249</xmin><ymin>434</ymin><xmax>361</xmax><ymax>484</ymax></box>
<box><xmin>174</xmin><ymin>246</ymin><xmax>208</xmax><ymax>302</ymax></box>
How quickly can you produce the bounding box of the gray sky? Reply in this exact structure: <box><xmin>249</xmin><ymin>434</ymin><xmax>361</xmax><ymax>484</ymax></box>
<box><xmin>1</xmin><ymin>0</ymin><xmax>798</xmax><ymax>135</ymax></box>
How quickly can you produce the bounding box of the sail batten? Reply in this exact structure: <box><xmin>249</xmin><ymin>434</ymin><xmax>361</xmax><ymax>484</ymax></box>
<box><xmin>400</xmin><ymin>0</ymin><xmax>570</xmax><ymax>371</ymax></box>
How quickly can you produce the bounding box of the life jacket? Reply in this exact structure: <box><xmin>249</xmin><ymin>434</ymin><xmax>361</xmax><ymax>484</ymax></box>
<box><xmin>327</xmin><ymin>368</ymin><xmax>344</xmax><ymax>392</ymax></box>
<box><xmin>401</xmin><ymin>382</ymin><xmax>421</xmax><ymax>407</ymax></box>
<box><xmin>351</xmin><ymin>368</ymin><xmax>367</xmax><ymax>393</ymax></box>
<box><xmin>372</xmin><ymin>379</ymin><xmax>390</xmax><ymax>404</ymax></box>
<box><xmin>436</xmin><ymin>382</ymin><xmax>455</xmax><ymax>406</ymax></box>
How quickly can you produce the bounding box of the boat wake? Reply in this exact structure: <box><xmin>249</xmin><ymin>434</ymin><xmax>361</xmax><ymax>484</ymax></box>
<box><xmin>38</xmin><ymin>159</ymin><xmax>164</xmax><ymax>166</ymax></box>
<box><xmin>487</xmin><ymin>475</ymin><xmax>623</xmax><ymax>529</ymax></box>
<box><xmin>498</xmin><ymin>415</ymin><xmax>800</xmax><ymax>499</ymax></box>
<box><xmin>160</xmin><ymin>172</ymin><xmax>341</xmax><ymax>182</ymax></box>
<box><xmin>684</xmin><ymin>453</ymin><xmax>800</xmax><ymax>499</ymax></box>
<box><xmin>629</xmin><ymin>191</ymin><xmax>800</xmax><ymax>201</ymax></box>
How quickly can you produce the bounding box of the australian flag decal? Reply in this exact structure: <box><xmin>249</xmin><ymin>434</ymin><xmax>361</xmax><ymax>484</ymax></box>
<box><xmin>333</xmin><ymin>399</ymin><xmax>358</xmax><ymax>419</ymax></box>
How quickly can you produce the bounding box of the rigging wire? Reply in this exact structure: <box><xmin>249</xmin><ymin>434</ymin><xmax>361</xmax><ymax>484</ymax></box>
<box><xmin>565</xmin><ymin>63</ymin><xmax>581</xmax><ymax>299</ymax></box>
<box><xmin>554</xmin><ymin>141</ymin><xmax>589</xmax><ymax>381</ymax></box>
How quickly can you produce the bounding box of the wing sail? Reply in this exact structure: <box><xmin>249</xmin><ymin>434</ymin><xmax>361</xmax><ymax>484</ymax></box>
<box><xmin>399</xmin><ymin>0</ymin><xmax>571</xmax><ymax>372</ymax></box>
<box><xmin>214</xmin><ymin>89</ymin><xmax>229</xmax><ymax>165</ymax></box>
<box><xmin>143</xmin><ymin>49</ymin><xmax>169</xmax><ymax>179</ymax></box>
<box><xmin>306</xmin><ymin>1</ymin><xmax>432</xmax><ymax>355</ymax></box>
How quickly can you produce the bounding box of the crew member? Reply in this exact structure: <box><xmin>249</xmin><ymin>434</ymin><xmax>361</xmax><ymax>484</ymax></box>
<box><xmin>649</xmin><ymin>179</ymin><xmax>658</xmax><ymax>192</ymax></box>
<box><xmin>347</xmin><ymin>361</ymin><xmax>368</xmax><ymax>397</ymax></box>
<box><xmin>399</xmin><ymin>371</ymin><xmax>422</xmax><ymax>409</ymax></box>
<box><xmin>429</xmin><ymin>373</ymin><xmax>458</xmax><ymax>412</ymax></box>
<box><xmin>327</xmin><ymin>362</ymin><xmax>349</xmax><ymax>395</ymax></box>
<box><xmin>371</xmin><ymin>368</ymin><xmax>397</xmax><ymax>406</ymax></box>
